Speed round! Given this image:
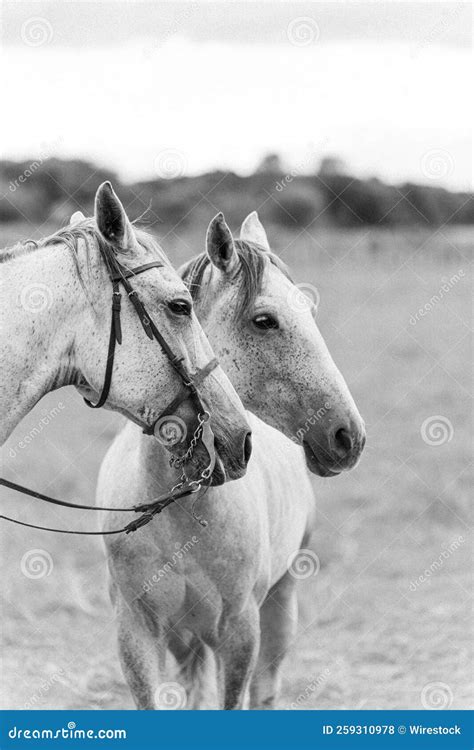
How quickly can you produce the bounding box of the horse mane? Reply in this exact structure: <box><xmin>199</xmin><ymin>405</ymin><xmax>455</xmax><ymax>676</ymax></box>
<box><xmin>180</xmin><ymin>239</ymin><xmax>293</xmax><ymax>319</ymax></box>
<box><xmin>0</xmin><ymin>219</ymin><xmax>169</xmax><ymax>273</ymax></box>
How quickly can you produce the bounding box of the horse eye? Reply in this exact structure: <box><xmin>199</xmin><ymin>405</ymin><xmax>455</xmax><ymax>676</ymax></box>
<box><xmin>168</xmin><ymin>299</ymin><xmax>192</xmax><ymax>316</ymax></box>
<box><xmin>252</xmin><ymin>314</ymin><xmax>279</xmax><ymax>331</ymax></box>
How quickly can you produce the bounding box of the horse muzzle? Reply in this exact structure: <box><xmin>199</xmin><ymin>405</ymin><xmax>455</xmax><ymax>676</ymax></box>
<box><xmin>303</xmin><ymin>418</ymin><xmax>366</xmax><ymax>477</ymax></box>
<box><xmin>213</xmin><ymin>430</ymin><xmax>252</xmax><ymax>483</ymax></box>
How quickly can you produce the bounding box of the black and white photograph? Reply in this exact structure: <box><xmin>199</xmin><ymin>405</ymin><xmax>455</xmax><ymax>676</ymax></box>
<box><xmin>0</xmin><ymin>0</ymin><xmax>472</xmax><ymax>729</ymax></box>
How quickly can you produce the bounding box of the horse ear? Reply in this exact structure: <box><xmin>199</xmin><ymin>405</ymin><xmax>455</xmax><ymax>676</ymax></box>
<box><xmin>206</xmin><ymin>213</ymin><xmax>239</xmax><ymax>275</ymax></box>
<box><xmin>70</xmin><ymin>211</ymin><xmax>86</xmax><ymax>226</ymax></box>
<box><xmin>240</xmin><ymin>211</ymin><xmax>270</xmax><ymax>251</ymax></box>
<box><xmin>94</xmin><ymin>181</ymin><xmax>135</xmax><ymax>252</ymax></box>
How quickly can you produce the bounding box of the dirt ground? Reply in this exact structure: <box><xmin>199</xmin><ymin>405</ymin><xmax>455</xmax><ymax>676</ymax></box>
<box><xmin>0</xmin><ymin>225</ymin><xmax>472</xmax><ymax>710</ymax></box>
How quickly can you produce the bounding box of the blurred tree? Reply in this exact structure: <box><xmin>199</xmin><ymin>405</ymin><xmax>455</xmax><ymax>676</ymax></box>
<box><xmin>269</xmin><ymin>182</ymin><xmax>324</xmax><ymax>227</ymax></box>
<box><xmin>255</xmin><ymin>152</ymin><xmax>283</xmax><ymax>174</ymax></box>
<box><xmin>0</xmin><ymin>157</ymin><xmax>471</xmax><ymax>230</ymax></box>
<box><xmin>318</xmin><ymin>156</ymin><xmax>348</xmax><ymax>177</ymax></box>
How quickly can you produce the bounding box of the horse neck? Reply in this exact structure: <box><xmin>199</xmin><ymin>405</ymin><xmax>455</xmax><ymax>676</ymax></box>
<box><xmin>0</xmin><ymin>241</ymin><xmax>99</xmax><ymax>443</ymax></box>
<box><xmin>138</xmin><ymin>429</ymin><xmax>182</xmax><ymax>493</ymax></box>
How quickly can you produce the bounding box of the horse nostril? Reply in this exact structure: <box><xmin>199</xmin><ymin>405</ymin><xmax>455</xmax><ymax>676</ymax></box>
<box><xmin>243</xmin><ymin>432</ymin><xmax>252</xmax><ymax>464</ymax></box>
<box><xmin>334</xmin><ymin>427</ymin><xmax>353</xmax><ymax>457</ymax></box>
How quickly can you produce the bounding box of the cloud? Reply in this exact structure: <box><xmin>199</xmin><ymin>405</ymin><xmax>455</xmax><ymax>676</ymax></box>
<box><xmin>3</xmin><ymin>36</ymin><xmax>470</xmax><ymax>189</ymax></box>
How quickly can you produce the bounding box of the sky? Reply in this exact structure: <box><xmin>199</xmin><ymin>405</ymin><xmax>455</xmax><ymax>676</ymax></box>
<box><xmin>1</xmin><ymin>1</ymin><xmax>472</xmax><ymax>190</ymax></box>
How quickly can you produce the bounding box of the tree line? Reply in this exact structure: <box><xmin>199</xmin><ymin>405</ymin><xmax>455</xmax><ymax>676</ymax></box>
<box><xmin>1</xmin><ymin>157</ymin><xmax>472</xmax><ymax>229</ymax></box>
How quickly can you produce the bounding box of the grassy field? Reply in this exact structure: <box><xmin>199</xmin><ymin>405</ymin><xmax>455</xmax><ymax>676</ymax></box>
<box><xmin>0</xmin><ymin>222</ymin><xmax>472</xmax><ymax>710</ymax></box>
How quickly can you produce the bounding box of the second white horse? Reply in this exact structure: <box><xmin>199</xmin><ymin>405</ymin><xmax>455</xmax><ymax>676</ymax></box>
<box><xmin>97</xmin><ymin>212</ymin><xmax>365</xmax><ymax>709</ymax></box>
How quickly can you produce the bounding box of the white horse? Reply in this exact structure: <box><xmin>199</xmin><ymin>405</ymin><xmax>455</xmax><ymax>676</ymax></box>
<box><xmin>97</xmin><ymin>212</ymin><xmax>365</xmax><ymax>709</ymax></box>
<box><xmin>0</xmin><ymin>183</ymin><xmax>251</xmax><ymax>481</ymax></box>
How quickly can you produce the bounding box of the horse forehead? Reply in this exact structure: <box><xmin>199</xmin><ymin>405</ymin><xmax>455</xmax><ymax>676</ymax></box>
<box><xmin>157</xmin><ymin>265</ymin><xmax>188</xmax><ymax>295</ymax></box>
<box><xmin>261</xmin><ymin>267</ymin><xmax>296</xmax><ymax>303</ymax></box>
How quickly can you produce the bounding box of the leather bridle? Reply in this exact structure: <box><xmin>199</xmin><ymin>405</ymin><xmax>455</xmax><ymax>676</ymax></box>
<box><xmin>0</xmin><ymin>255</ymin><xmax>220</xmax><ymax>535</ymax></box>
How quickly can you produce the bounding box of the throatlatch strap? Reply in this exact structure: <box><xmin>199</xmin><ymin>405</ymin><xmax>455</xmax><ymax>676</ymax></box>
<box><xmin>84</xmin><ymin>280</ymin><xmax>121</xmax><ymax>409</ymax></box>
<box><xmin>84</xmin><ymin>259</ymin><xmax>164</xmax><ymax>408</ymax></box>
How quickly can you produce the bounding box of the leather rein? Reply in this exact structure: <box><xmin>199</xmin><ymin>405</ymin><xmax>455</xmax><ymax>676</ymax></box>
<box><xmin>0</xmin><ymin>255</ymin><xmax>220</xmax><ymax>535</ymax></box>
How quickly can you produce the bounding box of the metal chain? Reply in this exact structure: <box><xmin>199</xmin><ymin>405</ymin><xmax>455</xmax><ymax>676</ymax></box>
<box><xmin>169</xmin><ymin>411</ymin><xmax>209</xmax><ymax>470</ymax></box>
<box><xmin>154</xmin><ymin>410</ymin><xmax>214</xmax><ymax>528</ymax></box>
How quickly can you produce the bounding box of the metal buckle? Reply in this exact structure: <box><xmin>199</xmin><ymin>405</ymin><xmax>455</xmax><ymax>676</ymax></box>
<box><xmin>188</xmin><ymin>480</ymin><xmax>204</xmax><ymax>493</ymax></box>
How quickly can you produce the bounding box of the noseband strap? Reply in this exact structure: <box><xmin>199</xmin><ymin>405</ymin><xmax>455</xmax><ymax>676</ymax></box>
<box><xmin>142</xmin><ymin>357</ymin><xmax>219</xmax><ymax>434</ymax></box>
